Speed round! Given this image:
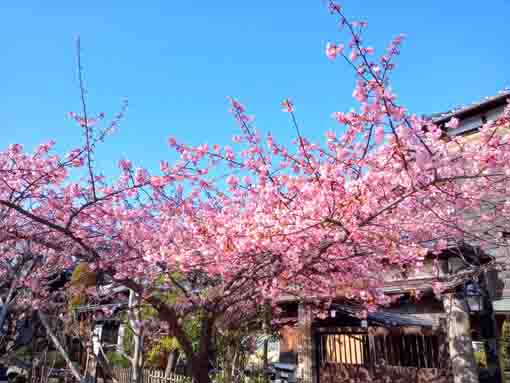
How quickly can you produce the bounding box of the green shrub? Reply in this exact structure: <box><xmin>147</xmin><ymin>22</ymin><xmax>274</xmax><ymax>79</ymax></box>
<box><xmin>47</xmin><ymin>351</ymin><xmax>67</xmax><ymax>369</ymax></box>
<box><xmin>105</xmin><ymin>351</ymin><xmax>131</xmax><ymax>368</ymax></box>
<box><xmin>474</xmin><ymin>349</ymin><xmax>487</xmax><ymax>369</ymax></box>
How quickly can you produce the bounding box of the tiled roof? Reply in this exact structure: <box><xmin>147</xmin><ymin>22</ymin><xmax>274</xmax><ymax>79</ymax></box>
<box><xmin>331</xmin><ymin>303</ymin><xmax>434</xmax><ymax>327</ymax></box>
<box><xmin>430</xmin><ymin>89</ymin><xmax>510</xmax><ymax>124</ymax></box>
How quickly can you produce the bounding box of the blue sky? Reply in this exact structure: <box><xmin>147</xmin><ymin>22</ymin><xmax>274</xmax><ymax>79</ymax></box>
<box><xmin>1</xmin><ymin>1</ymin><xmax>509</xmax><ymax>176</ymax></box>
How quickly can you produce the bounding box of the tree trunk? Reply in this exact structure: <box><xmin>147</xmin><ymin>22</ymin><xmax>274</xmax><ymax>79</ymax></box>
<box><xmin>164</xmin><ymin>350</ymin><xmax>179</xmax><ymax>377</ymax></box>
<box><xmin>263</xmin><ymin>339</ymin><xmax>268</xmax><ymax>370</ymax></box>
<box><xmin>189</xmin><ymin>315</ymin><xmax>215</xmax><ymax>383</ymax></box>
<box><xmin>231</xmin><ymin>349</ymin><xmax>239</xmax><ymax>383</ymax></box>
<box><xmin>120</xmin><ymin>280</ymin><xmax>215</xmax><ymax>383</ymax></box>
<box><xmin>190</xmin><ymin>355</ymin><xmax>212</xmax><ymax>383</ymax></box>
<box><xmin>37</xmin><ymin>311</ymin><xmax>84</xmax><ymax>382</ymax></box>
<box><xmin>89</xmin><ymin>323</ymin><xmax>103</xmax><ymax>381</ymax></box>
<box><xmin>116</xmin><ymin>324</ymin><xmax>126</xmax><ymax>353</ymax></box>
<box><xmin>130</xmin><ymin>329</ymin><xmax>144</xmax><ymax>383</ymax></box>
<box><xmin>443</xmin><ymin>294</ymin><xmax>479</xmax><ymax>383</ymax></box>
<box><xmin>128</xmin><ymin>290</ymin><xmax>144</xmax><ymax>383</ymax></box>
<box><xmin>297</xmin><ymin>303</ymin><xmax>315</xmax><ymax>383</ymax></box>
<box><xmin>0</xmin><ymin>280</ymin><xmax>16</xmax><ymax>337</ymax></box>
<box><xmin>263</xmin><ymin>300</ymin><xmax>271</xmax><ymax>383</ymax></box>
<box><xmin>481</xmin><ymin>272</ymin><xmax>502</xmax><ymax>383</ymax></box>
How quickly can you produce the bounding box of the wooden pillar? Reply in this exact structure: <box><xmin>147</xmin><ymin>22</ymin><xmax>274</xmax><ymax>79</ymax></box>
<box><xmin>297</xmin><ymin>303</ymin><xmax>316</xmax><ymax>383</ymax></box>
<box><xmin>443</xmin><ymin>294</ymin><xmax>479</xmax><ymax>383</ymax></box>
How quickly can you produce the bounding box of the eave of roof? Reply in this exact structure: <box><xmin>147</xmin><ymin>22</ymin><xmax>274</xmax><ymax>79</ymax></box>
<box><xmin>331</xmin><ymin>303</ymin><xmax>434</xmax><ymax>327</ymax></box>
<box><xmin>431</xmin><ymin>91</ymin><xmax>509</xmax><ymax>125</ymax></box>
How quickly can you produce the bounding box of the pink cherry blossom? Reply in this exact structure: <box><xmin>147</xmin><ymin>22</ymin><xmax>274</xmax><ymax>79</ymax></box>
<box><xmin>0</xmin><ymin>5</ymin><xmax>508</xmax><ymax>383</ymax></box>
<box><xmin>446</xmin><ymin>117</ymin><xmax>460</xmax><ymax>129</ymax></box>
<box><xmin>374</xmin><ymin>126</ymin><xmax>385</xmax><ymax>144</ymax></box>
<box><xmin>281</xmin><ymin>99</ymin><xmax>294</xmax><ymax>113</ymax></box>
<box><xmin>325</xmin><ymin>42</ymin><xmax>338</xmax><ymax>59</ymax></box>
<box><xmin>349</xmin><ymin>49</ymin><xmax>358</xmax><ymax>62</ymax></box>
<box><xmin>118</xmin><ymin>159</ymin><xmax>132</xmax><ymax>171</ymax></box>
<box><xmin>168</xmin><ymin>136</ymin><xmax>177</xmax><ymax>146</ymax></box>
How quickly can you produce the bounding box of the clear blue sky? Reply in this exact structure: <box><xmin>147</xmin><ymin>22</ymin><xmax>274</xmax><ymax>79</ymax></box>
<box><xmin>1</xmin><ymin>1</ymin><xmax>509</xmax><ymax>175</ymax></box>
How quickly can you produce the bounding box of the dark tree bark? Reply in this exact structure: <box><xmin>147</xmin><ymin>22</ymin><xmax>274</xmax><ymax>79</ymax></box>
<box><xmin>188</xmin><ymin>315</ymin><xmax>215</xmax><ymax>383</ymax></box>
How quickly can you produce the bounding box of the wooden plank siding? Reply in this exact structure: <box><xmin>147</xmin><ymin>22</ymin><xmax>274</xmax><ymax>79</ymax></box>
<box><xmin>317</xmin><ymin>327</ymin><xmax>453</xmax><ymax>383</ymax></box>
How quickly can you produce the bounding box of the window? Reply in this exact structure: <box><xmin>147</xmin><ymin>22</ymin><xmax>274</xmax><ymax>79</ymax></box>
<box><xmin>373</xmin><ymin>334</ymin><xmax>441</xmax><ymax>368</ymax></box>
<box><xmin>457</xmin><ymin>127</ymin><xmax>480</xmax><ymax>137</ymax></box>
<box><xmin>322</xmin><ymin>333</ymin><xmax>367</xmax><ymax>365</ymax></box>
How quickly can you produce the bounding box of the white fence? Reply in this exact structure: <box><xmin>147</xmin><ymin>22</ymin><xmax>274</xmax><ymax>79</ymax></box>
<box><xmin>112</xmin><ymin>368</ymin><xmax>191</xmax><ymax>383</ymax></box>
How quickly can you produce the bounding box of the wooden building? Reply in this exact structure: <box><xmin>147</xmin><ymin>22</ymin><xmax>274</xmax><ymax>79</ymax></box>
<box><xmin>273</xmin><ymin>91</ymin><xmax>510</xmax><ymax>383</ymax></box>
<box><xmin>275</xmin><ymin>243</ymin><xmax>498</xmax><ymax>383</ymax></box>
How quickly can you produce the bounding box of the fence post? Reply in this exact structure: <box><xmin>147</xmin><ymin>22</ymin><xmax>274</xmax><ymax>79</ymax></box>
<box><xmin>368</xmin><ymin>327</ymin><xmax>376</xmax><ymax>373</ymax></box>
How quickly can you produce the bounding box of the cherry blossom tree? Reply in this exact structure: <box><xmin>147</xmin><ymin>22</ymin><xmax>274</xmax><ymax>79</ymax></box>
<box><xmin>162</xmin><ymin>1</ymin><xmax>510</xmax><ymax>306</ymax></box>
<box><xmin>0</xmin><ymin>2</ymin><xmax>509</xmax><ymax>383</ymax></box>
